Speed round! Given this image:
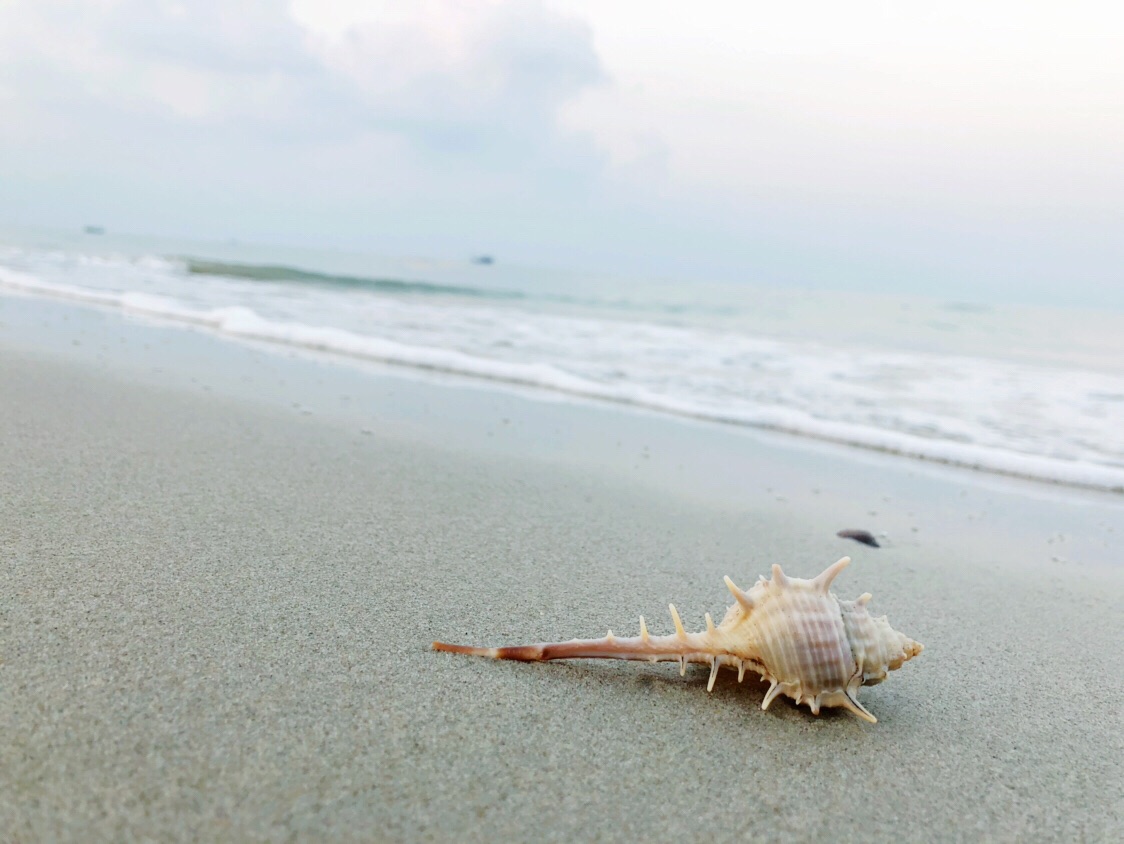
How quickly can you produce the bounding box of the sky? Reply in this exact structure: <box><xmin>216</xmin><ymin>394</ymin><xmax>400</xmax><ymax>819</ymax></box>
<box><xmin>1</xmin><ymin>0</ymin><xmax>1122</xmax><ymax>305</ymax></box>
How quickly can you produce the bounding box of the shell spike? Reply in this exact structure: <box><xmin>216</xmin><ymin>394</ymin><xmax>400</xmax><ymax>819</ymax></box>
<box><xmin>638</xmin><ymin>615</ymin><xmax>650</xmax><ymax>642</ymax></box>
<box><xmin>812</xmin><ymin>556</ymin><xmax>851</xmax><ymax>594</ymax></box>
<box><xmin>770</xmin><ymin>564</ymin><xmax>789</xmax><ymax>587</ymax></box>
<box><xmin>724</xmin><ymin>576</ymin><xmax>755</xmax><ymax>612</ymax></box>
<box><xmin>707</xmin><ymin>658</ymin><xmax>721</xmax><ymax>692</ymax></box>
<box><xmin>839</xmin><ymin>690</ymin><xmax>877</xmax><ymax>724</ymax></box>
<box><xmin>705</xmin><ymin>612</ymin><xmax>716</xmax><ymax>634</ymax></box>
<box><xmin>668</xmin><ymin>604</ymin><xmax>687</xmax><ymax>639</ymax></box>
<box><xmin>761</xmin><ymin>680</ymin><xmax>783</xmax><ymax>710</ymax></box>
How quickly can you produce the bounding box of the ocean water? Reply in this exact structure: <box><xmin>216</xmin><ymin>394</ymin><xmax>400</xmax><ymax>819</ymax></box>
<box><xmin>2</xmin><ymin>226</ymin><xmax>1123</xmax><ymax>492</ymax></box>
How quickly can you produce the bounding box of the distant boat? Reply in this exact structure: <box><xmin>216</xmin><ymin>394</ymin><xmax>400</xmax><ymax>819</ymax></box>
<box><xmin>83</xmin><ymin>225</ymin><xmax>105</xmax><ymax>235</ymax></box>
<box><xmin>471</xmin><ymin>254</ymin><xmax>495</xmax><ymax>266</ymax></box>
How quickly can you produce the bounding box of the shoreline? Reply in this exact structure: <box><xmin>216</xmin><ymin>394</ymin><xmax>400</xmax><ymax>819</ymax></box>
<box><xmin>2</xmin><ymin>296</ymin><xmax>1122</xmax><ymax>840</ymax></box>
<box><xmin>3</xmin><ymin>278</ymin><xmax>1123</xmax><ymax>495</ymax></box>
<box><xmin>3</xmin><ymin>295</ymin><xmax>1120</xmax><ymax>571</ymax></box>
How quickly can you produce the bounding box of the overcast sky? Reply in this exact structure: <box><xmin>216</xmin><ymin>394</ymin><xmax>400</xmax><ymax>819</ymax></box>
<box><xmin>1</xmin><ymin>1</ymin><xmax>1122</xmax><ymax>304</ymax></box>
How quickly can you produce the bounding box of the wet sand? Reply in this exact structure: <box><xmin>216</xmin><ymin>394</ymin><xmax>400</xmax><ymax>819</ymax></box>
<box><xmin>1</xmin><ymin>298</ymin><xmax>1121</xmax><ymax>841</ymax></box>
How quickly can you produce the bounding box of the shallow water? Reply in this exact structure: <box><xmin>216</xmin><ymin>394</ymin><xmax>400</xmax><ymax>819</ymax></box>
<box><xmin>2</xmin><ymin>224</ymin><xmax>1122</xmax><ymax>490</ymax></box>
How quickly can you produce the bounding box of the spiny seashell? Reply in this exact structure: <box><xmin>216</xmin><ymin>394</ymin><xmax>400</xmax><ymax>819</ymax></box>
<box><xmin>433</xmin><ymin>557</ymin><xmax>922</xmax><ymax>723</ymax></box>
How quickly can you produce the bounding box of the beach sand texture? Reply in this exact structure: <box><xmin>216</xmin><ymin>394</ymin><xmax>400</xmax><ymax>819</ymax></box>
<box><xmin>2</xmin><ymin>301</ymin><xmax>1122</xmax><ymax>842</ymax></box>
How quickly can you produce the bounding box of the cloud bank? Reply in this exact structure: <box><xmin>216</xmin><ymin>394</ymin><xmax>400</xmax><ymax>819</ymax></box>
<box><xmin>0</xmin><ymin>0</ymin><xmax>605</xmax><ymax>246</ymax></box>
<box><xmin>0</xmin><ymin>0</ymin><xmax>1121</xmax><ymax>305</ymax></box>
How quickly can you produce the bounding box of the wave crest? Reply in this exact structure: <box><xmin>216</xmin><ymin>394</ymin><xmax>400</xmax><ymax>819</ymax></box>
<box><xmin>183</xmin><ymin>258</ymin><xmax>523</xmax><ymax>300</ymax></box>
<box><xmin>3</xmin><ymin>265</ymin><xmax>1123</xmax><ymax>493</ymax></box>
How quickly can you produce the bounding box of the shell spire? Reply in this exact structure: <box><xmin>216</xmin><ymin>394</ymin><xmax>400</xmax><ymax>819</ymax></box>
<box><xmin>433</xmin><ymin>557</ymin><xmax>923</xmax><ymax>723</ymax></box>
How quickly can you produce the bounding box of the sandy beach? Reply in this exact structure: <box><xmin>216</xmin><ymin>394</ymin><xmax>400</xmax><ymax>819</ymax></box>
<box><xmin>2</xmin><ymin>297</ymin><xmax>1122</xmax><ymax>842</ymax></box>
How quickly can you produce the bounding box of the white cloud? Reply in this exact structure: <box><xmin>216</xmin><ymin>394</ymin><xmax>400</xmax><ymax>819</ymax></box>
<box><xmin>298</xmin><ymin>0</ymin><xmax>602</xmax><ymax>145</ymax></box>
<box><xmin>0</xmin><ymin>0</ymin><xmax>603</xmax><ymax>153</ymax></box>
<box><xmin>551</xmin><ymin>0</ymin><xmax>1124</xmax><ymax>215</ymax></box>
<box><xmin>0</xmin><ymin>0</ymin><xmax>1121</xmax><ymax>302</ymax></box>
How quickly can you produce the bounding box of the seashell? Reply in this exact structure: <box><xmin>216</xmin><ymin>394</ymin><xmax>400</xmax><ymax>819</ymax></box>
<box><xmin>433</xmin><ymin>556</ymin><xmax>922</xmax><ymax>723</ymax></box>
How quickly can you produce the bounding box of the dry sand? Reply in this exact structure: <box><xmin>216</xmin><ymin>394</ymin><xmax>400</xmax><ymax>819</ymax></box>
<box><xmin>1</xmin><ymin>298</ymin><xmax>1122</xmax><ymax>842</ymax></box>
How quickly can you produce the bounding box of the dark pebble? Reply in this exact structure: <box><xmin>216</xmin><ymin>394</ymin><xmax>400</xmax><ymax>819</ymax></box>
<box><xmin>837</xmin><ymin>529</ymin><xmax>880</xmax><ymax>548</ymax></box>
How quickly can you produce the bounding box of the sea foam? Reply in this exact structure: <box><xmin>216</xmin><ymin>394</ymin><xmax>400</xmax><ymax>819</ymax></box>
<box><xmin>3</xmin><ymin>253</ymin><xmax>1123</xmax><ymax>493</ymax></box>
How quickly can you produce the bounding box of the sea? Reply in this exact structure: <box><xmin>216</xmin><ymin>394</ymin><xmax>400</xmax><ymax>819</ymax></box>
<box><xmin>2</xmin><ymin>225</ymin><xmax>1123</xmax><ymax>493</ymax></box>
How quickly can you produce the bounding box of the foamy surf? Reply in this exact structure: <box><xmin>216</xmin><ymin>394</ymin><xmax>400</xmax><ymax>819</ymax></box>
<box><xmin>2</xmin><ymin>250</ymin><xmax>1123</xmax><ymax>494</ymax></box>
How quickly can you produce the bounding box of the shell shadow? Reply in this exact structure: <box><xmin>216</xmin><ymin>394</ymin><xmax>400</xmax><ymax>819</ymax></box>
<box><xmin>479</xmin><ymin>655</ymin><xmax>858</xmax><ymax>722</ymax></box>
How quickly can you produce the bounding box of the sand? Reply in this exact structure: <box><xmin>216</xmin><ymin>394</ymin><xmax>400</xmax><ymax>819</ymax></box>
<box><xmin>1</xmin><ymin>297</ymin><xmax>1122</xmax><ymax>842</ymax></box>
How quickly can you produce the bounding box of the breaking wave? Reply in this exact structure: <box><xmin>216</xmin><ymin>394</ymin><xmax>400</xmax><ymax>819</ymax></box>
<box><xmin>3</xmin><ymin>261</ymin><xmax>1123</xmax><ymax>493</ymax></box>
